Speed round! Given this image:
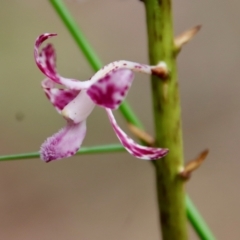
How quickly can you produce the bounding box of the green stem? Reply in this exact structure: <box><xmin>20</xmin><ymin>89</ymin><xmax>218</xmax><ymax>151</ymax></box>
<box><xmin>49</xmin><ymin>0</ymin><xmax>143</xmax><ymax>129</ymax></box>
<box><xmin>186</xmin><ymin>196</ymin><xmax>215</xmax><ymax>240</ymax></box>
<box><xmin>0</xmin><ymin>144</ymin><xmax>125</xmax><ymax>161</ymax></box>
<box><xmin>144</xmin><ymin>0</ymin><xmax>187</xmax><ymax>239</ymax></box>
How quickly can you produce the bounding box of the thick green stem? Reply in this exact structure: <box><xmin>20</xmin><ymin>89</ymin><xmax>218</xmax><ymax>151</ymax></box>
<box><xmin>144</xmin><ymin>0</ymin><xmax>187</xmax><ymax>239</ymax></box>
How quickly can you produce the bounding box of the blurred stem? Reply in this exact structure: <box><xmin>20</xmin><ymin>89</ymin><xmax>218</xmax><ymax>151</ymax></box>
<box><xmin>0</xmin><ymin>144</ymin><xmax>125</xmax><ymax>161</ymax></box>
<box><xmin>144</xmin><ymin>0</ymin><xmax>187</xmax><ymax>239</ymax></box>
<box><xmin>49</xmin><ymin>0</ymin><xmax>143</xmax><ymax>129</ymax></box>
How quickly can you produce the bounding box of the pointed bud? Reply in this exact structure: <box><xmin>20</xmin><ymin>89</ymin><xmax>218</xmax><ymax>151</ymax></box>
<box><xmin>175</xmin><ymin>25</ymin><xmax>202</xmax><ymax>54</ymax></box>
<box><xmin>180</xmin><ymin>149</ymin><xmax>209</xmax><ymax>180</ymax></box>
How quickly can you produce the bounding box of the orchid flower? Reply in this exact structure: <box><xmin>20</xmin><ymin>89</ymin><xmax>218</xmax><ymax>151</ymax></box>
<box><xmin>34</xmin><ymin>33</ymin><xmax>169</xmax><ymax>162</ymax></box>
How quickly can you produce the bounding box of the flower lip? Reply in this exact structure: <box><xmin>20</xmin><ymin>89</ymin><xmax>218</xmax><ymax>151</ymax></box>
<box><xmin>40</xmin><ymin>120</ymin><xmax>87</xmax><ymax>162</ymax></box>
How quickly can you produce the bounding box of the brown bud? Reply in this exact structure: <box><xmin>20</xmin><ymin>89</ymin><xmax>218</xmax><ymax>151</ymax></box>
<box><xmin>175</xmin><ymin>25</ymin><xmax>202</xmax><ymax>53</ymax></box>
<box><xmin>180</xmin><ymin>149</ymin><xmax>209</xmax><ymax>180</ymax></box>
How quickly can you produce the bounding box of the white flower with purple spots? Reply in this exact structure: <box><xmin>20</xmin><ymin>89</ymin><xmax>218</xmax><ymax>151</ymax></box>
<box><xmin>34</xmin><ymin>33</ymin><xmax>169</xmax><ymax>162</ymax></box>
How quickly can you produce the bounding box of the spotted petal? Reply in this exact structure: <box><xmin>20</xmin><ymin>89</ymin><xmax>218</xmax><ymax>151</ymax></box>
<box><xmin>106</xmin><ymin>109</ymin><xmax>168</xmax><ymax>160</ymax></box>
<box><xmin>87</xmin><ymin>69</ymin><xmax>134</xmax><ymax>109</ymax></box>
<box><xmin>40</xmin><ymin>120</ymin><xmax>87</xmax><ymax>162</ymax></box>
<box><xmin>34</xmin><ymin>33</ymin><xmax>90</xmax><ymax>90</ymax></box>
<box><xmin>42</xmin><ymin>78</ymin><xmax>80</xmax><ymax>114</ymax></box>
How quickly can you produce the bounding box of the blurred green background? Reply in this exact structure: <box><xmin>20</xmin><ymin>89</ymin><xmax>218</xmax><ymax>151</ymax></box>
<box><xmin>0</xmin><ymin>0</ymin><xmax>239</xmax><ymax>239</ymax></box>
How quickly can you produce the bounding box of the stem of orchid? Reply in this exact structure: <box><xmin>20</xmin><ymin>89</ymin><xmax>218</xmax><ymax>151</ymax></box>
<box><xmin>0</xmin><ymin>144</ymin><xmax>125</xmax><ymax>161</ymax></box>
<box><xmin>49</xmin><ymin>0</ymin><xmax>215</xmax><ymax>239</ymax></box>
<box><xmin>144</xmin><ymin>0</ymin><xmax>187</xmax><ymax>239</ymax></box>
<box><xmin>49</xmin><ymin>0</ymin><xmax>143</xmax><ymax>129</ymax></box>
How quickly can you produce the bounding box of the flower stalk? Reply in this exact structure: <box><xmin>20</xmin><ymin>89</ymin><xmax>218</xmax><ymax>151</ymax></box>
<box><xmin>144</xmin><ymin>0</ymin><xmax>188</xmax><ymax>239</ymax></box>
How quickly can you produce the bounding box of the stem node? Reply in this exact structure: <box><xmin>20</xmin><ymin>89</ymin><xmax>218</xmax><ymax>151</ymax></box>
<box><xmin>151</xmin><ymin>61</ymin><xmax>169</xmax><ymax>79</ymax></box>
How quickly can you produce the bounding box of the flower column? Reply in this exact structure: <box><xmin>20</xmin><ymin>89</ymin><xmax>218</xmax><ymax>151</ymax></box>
<box><xmin>144</xmin><ymin>0</ymin><xmax>188</xmax><ymax>239</ymax></box>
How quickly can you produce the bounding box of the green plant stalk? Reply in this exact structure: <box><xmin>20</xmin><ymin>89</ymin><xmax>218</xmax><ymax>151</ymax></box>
<box><xmin>49</xmin><ymin>0</ymin><xmax>143</xmax><ymax>129</ymax></box>
<box><xmin>186</xmin><ymin>196</ymin><xmax>215</xmax><ymax>240</ymax></box>
<box><xmin>144</xmin><ymin>0</ymin><xmax>187</xmax><ymax>239</ymax></box>
<box><xmin>47</xmin><ymin>1</ymin><xmax>215</xmax><ymax>239</ymax></box>
<box><xmin>0</xmin><ymin>144</ymin><xmax>125</xmax><ymax>161</ymax></box>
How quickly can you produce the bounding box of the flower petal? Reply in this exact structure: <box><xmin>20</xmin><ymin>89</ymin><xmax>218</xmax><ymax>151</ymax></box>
<box><xmin>62</xmin><ymin>90</ymin><xmax>95</xmax><ymax>124</ymax></box>
<box><xmin>42</xmin><ymin>78</ymin><xmax>80</xmax><ymax>113</ymax></box>
<box><xmin>106</xmin><ymin>109</ymin><xmax>168</xmax><ymax>160</ymax></box>
<box><xmin>87</xmin><ymin>69</ymin><xmax>134</xmax><ymax>109</ymax></box>
<box><xmin>34</xmin><ymin>33</ymin><xmax>90</xmax><ymax>90</ymax></box>
<box><xmin>89</xmin><ymin>60</ymin><xmax>168</xmax><ymax>84</ymax></box>
<box><xmin>40</xmin><ymin>120</ymin><xmax>87</xmax><ymax>162</ymax></box>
